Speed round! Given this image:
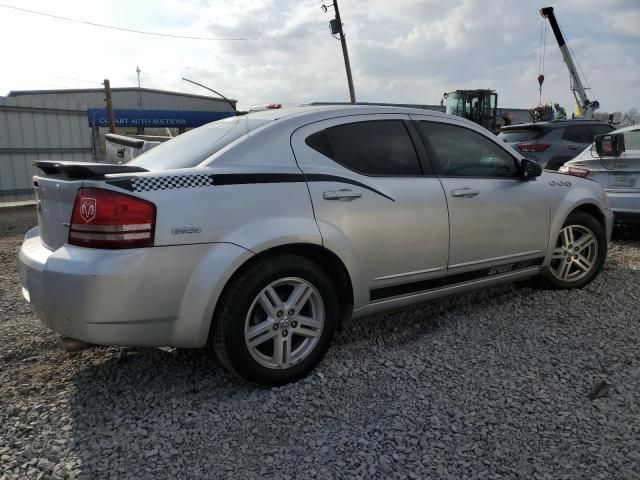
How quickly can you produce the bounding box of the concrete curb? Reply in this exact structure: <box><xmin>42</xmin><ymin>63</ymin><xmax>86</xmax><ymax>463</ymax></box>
<box><xmin>0</xmin><ymin>200</ymin><xmax>37</xmax><ymax>210</ymax></box>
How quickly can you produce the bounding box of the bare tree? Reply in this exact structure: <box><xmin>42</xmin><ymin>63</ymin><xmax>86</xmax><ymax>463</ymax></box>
<box><xmin>621</xmin><ymin>107</ymin><xmax>640</xmax><ymax>127</ymax></box>
<box><xmin>593</xmin><ymin>111</ymin><xmax>623</xmax><ymax>124</ymax></box>
<box><xmin>594</xmin><ymin>111</ymin><xmax>611</xmax><ymax>122</ymax></box>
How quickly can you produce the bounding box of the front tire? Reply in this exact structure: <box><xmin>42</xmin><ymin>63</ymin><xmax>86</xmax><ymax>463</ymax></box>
<box><xmin>212</xmin><ymin>254</ymin><xmax>338</xmax><ymax>386</ymax></box>
<box><xmin>538</xmin><ymin>211</ymin><xmax>607</xmax><ymax>289</ymax></box>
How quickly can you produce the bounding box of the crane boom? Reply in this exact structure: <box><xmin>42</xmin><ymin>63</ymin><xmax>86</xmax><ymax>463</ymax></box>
<box><xmin>540</xmin><ymin>6</ymin><xmax>599</xmax><ymax>117</ymax></box>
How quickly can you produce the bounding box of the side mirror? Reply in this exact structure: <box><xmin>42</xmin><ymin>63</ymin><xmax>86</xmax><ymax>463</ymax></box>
<box><xmin>520</xmin><ymin>158</ymin><xmax>542</xmax><ymax>179</ymax></box>
<box><xmin>595</xmin><ymin>133</ymin><xmax>625</xmax><ymax>157</ymax></box>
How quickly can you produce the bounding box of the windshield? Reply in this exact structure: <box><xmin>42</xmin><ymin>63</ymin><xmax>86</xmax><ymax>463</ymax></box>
<box><xmin>445</xmin><ymin>93</ymin><xmax>466</xmax><ymax>116</ymax></box>
<box><xmin>128</xmin><ymin>116</ymin><xmax>270</xmax><ymax>170</ymax></box>
<box><xmin>574</xmin><ymin>128</ymin><xmax>640</xmax><ymax>160</ymax></box>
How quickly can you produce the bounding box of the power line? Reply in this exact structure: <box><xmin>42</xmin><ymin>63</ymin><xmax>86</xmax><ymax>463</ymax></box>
<box><xmin>0</xmin><ymin>3</ymin><xmax>326</xmax><ymax>41</ymax></box>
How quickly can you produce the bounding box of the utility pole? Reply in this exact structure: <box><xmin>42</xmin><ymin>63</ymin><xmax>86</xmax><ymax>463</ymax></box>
<box><xmin>102</xmin><ymin>79</ymin><xmax>116</xmax><ymax>133</ymax></box>
<box><xmin>323</xmin><ymin>0</ymin><xmax>356</xmax><ymax>104</ymax></box>
<box><xmin>136</xmin><ymin>66</ymin><xmax>143</xmax><ymax>109</ymax></box>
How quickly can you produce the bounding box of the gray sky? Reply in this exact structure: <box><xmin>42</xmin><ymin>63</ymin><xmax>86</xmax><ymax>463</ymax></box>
<box><xmin>1</xmin><ymin>0</ymin><xmax>638</xmax><ymax>112</ymax></box>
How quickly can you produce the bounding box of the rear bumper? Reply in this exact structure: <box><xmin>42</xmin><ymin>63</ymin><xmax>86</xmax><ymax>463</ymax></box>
<box><xmin>605</xmin><ymin>190</ymin><xmax>640</xmax><ymax>223</ymax></box>
<box><xmin>19</xmin><ymin>228</ymin><xmax>253</xmax><ymax>348</ymax></box>
<box><xmin>605</xmin><ymin>208</ymin><xmax>614</xmax><ymax>241</ymax></box>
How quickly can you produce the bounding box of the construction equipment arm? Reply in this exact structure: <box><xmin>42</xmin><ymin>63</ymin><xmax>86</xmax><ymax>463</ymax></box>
<box><xmin>540</xmin><ymin>7</ymin><xmax>591</xmax><ymax>113</ymax></box>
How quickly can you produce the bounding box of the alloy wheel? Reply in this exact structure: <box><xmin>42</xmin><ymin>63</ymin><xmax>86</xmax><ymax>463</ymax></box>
<box><xmin>549</xmin><ymin>224</ymin><xmax>598</xmax><ymax>282</ymax></box>
<box><xmin>244</xmin><ymin>277</ymin><xmax>325</xmax><ymax>370</ymax></box>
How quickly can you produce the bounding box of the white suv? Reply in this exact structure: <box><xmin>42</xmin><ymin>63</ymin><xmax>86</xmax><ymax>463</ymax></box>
<box><xmin>20</xmin><ymin>105</ymin><xmax>613</xmax><ymax>386</ymax></box>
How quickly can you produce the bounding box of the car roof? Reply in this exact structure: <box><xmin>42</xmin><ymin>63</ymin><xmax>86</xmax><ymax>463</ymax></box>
<box><xmin>241</xmin><ymin>103</ymin><xmax>454</xmax><ymax>122</ymax></box>
<box><xmin>612</xmin><ymin>124</ymin><xmax>640</xmax><ymax>134</ymax></box>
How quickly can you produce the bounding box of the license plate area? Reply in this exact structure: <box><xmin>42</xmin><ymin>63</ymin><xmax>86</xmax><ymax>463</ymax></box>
<box><xmin>609</xmin><ymin>173</ymin><xmax>637</xmax><ymax>188</ymax></box>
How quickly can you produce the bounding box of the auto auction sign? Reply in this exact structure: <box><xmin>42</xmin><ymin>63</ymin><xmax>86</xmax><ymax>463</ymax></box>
<box><xmin>87</xmin><ymin>109</ymin><xmax>234</xmax><ymax>128</ymax></box>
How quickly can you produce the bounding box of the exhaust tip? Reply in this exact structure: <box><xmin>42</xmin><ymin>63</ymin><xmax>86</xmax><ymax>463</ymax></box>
<box><xmin>60</xmin><ymin>336</ymin><xmax>95</xmax><ymax>352</ymax></box>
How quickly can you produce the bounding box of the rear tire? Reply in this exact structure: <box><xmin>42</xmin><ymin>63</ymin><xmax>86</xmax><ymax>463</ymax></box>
<box><xmin>538</xmin><ymin>211</ymin><xmax>607</xmax><ymax>289</ymax></box>
<box><xmin>212</xmin><ymin>254</ymin><xmax>338</xmax><ymax>387</ymax></box>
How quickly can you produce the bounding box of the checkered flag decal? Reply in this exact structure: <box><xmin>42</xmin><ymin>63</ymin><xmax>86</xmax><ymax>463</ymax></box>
<box><xmin>131</xmin><ymin>175</ymin><xmax>214</xmax><ymax>192</ymax></box>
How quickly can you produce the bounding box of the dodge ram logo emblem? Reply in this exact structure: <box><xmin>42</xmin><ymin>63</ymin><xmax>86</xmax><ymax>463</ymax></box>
<box><xmin>80</xmin><ymin>198</ymin><xmax>96</xmax><ymax>222</ymax></box>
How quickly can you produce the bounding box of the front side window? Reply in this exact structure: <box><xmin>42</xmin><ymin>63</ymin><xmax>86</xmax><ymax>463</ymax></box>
<box><xmin>416</xmin><ymin>122</ymin><xmax>518</xmax><ymax>177</ymax></box>
<box><xmin>305</xmin><ymin>120</ymin><xmax>422</xmax><ymax>176</ymax></box>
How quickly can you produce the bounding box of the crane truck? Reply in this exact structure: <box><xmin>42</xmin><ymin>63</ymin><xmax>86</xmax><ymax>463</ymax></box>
<box><xmin>539</xmin><ymin>6</ymin><xmax>600</xmax><ymax>118</ymax></box>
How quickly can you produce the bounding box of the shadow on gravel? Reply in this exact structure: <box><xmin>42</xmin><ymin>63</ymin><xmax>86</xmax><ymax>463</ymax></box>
<box><xmin>611</xmin><ymin>222</ymin><xmax>640</xmax><ymax>242</ymax></box>
<box><xmin>60</xmin><ymin>223</ymin><xmax>640</xmax><ymax>478</ymax></box>
<box><xmin>67</xmin><ymin>347</ymin><xmax>258</xmax><ymax>477</ymax></box>
<box><xmin>65</xmin><ymin>284</ymin><xmax>518</xmax><ymax>478</ymax></box>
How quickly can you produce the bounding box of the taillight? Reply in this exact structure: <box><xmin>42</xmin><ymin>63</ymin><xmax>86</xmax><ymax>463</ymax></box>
<box><xmin>517</xmin><ymin>143</ymin><xmax>551</xmax><ymax>152</ymax></box>
<box><xmin>558</xmin><ymin>166</ymin><xmax>590</xmax><ymax>178</ymax></box>
<box><xmin>69</xmin><ymin>188</ymin><xmax>155</xmax><ymax>249</ymax></box>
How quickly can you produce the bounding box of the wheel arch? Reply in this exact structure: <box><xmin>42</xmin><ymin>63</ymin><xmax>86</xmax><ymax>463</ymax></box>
<box><xmin>545</xmin><ymin>198</ymin><xmax>609</xmax><ymax>266</ymax></box>
<box><xmin>569</xmin><ymin>202</ymin><xmax>606</xmax><ymax>228</ymax></box>
<box><xmin>210</xmin><ymin>243</ymin><xmax>355</xmax><ymax>340</ymax></box>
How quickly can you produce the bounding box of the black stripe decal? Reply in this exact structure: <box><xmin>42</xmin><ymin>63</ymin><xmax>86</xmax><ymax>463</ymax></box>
<box><xmin>107</xmin><ymin>172</ymin><xmax>394</xmax><ymax>200</ymax></box>
<box><xmin>370</xmin><ymin>257</ymin><xmax>544</xmax><ymax>301</ymax></box>
<box><xmin>305</xmin><ymin>174</ymin><xmax>394</xmax><ymax>201</ymax></box>
<box><xmin>210</xmin><ymin>173</ymin><xmax>305</xmax><ymax>185</ymax></box>
<box><xmin>106</xmin><ymin>179</ymin><xmax>135</xmax><ymax>191</ymax></box>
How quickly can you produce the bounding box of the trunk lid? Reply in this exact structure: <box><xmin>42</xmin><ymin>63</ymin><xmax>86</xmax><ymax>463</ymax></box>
<box><xmin>34</xmin><ymin>176</ymin><xmax>83</xmax><ymax>251</ymax></box>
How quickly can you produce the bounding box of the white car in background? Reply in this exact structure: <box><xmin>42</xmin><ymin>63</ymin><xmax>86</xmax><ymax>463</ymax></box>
<box><xmin>561</xmin><ymin>125</ymin><xmax>640</xmax><ymax>223</ymax></box>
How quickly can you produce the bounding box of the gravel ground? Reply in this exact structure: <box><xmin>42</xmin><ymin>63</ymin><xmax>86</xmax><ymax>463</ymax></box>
<box><xmin>1</xmin><ymin>207</ymin><xmax>639</xmax><ymax>480</ymax></box>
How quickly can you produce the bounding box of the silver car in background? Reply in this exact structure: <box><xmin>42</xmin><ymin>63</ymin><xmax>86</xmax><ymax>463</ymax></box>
<box><xmin>561</xmin><ymin>125</ymin><xmax>640</xmax><ymax>223</ymax></box>
<box><xmin>20</xmin><ymin>105</ymin><xmax>613</xmax><ymax>386</ymax></box>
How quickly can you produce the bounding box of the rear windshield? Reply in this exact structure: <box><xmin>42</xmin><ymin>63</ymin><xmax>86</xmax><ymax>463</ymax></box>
<box><xmin>498</xmin><ymin>129</ymin><xmax>544</xmax><ymax>143</ymax></box>
<box><xmin>624</xmin><ymin>129</ymin><xmax>640</xmax><ymax>150</ymax></box>
<box><xmin>128</xmin><ymin>116</ymin><xmax>269</xmax><ymax>170</ymax></box>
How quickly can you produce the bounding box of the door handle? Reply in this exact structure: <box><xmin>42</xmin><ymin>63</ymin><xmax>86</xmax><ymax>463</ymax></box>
<box><xmin>568</xmin><ymin>145</ymin><xmax>578</xmax><ymax>151</ymax></box>
<box><xmin>323</xmin><ymin>189</ymin><xmax>362</xmax><ymax>200</ymax></box>
<box><xmin>451</xmin><ymin>188</ymin><xmax>479</xmax><ymax>198</ymax></box>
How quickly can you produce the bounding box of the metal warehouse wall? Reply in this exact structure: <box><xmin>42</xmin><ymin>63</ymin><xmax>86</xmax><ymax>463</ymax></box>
<box><xmin>0</xmin><ymin>89</ymin><xmax>236</xmax><ymax>201</ymax></box>
<box><xmin>0</xmin><ymin>96</ymin><xmax>92</xmax><ymax>201</ymax></box>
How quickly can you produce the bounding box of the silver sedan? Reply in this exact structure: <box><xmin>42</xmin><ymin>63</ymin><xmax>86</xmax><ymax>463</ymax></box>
<box><xmin>20</xmin><ymin>105</ymin><xmax>613</xmax><ymax>386</ymax></box>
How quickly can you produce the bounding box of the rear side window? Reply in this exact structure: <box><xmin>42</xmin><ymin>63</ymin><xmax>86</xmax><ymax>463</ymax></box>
<box><xmin>591</xmin><ymin>124</ymin><xmax>614</xmax><ymax>137</ymax></box>
<box><xmin>562</xmin><ymin>125</ymin><xmax>594</xmax><ymax>143</ymax></box>
<box><xmin>498</xmin><ymin>129</ymin><xmax>544</xmax><ymax>143</ymax></box>
<box><xmin>305</xmin><ymin>120</ymin><xmax>422</xmax><ymax>176</ymax></box>
<box><xmin>417</xmin><ymin>122</ymin><xmax>518</xmax><ymax>178</ymax></box>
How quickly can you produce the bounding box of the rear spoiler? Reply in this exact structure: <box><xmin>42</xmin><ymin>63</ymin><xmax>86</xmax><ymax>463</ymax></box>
<box><xmin>105</xmin><ymin>133</ymin><xmax>145</xmax><ymax>149</ymax></box>
<box><xmin>500</xmin><ymin>124</ymin><xmax>546</xmax><ymax>131</ymax></box>
<box><xmin>33</xmin><ymin>161</ymin><xmax>148</xmax><ymax>179</ymax></box>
